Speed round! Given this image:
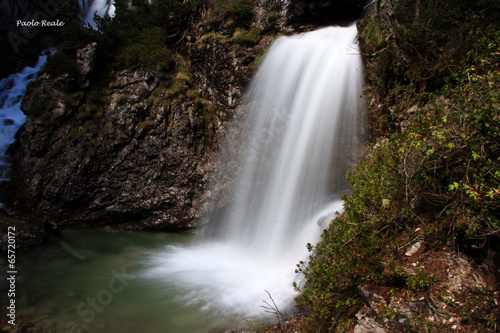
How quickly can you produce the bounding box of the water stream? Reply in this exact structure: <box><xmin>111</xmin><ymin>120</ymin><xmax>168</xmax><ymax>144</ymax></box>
<box><xmin>0</xmin><ymin>52</ymin><xmax>49</xmax><ymax>183</ymax></box>
<box><xmin>141</xmin><ymin>24</ymin><xmax>365</xmax><ymax>323</ymax></box>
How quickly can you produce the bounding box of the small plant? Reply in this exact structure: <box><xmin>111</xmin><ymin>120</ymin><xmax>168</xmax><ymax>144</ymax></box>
<box><xmin>247</xmin><ymin>290</ymin><xmax>304</xmax><ymax>333</ymax></box>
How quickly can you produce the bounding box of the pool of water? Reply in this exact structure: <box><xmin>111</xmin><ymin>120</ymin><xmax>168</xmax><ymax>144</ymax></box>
<box><xmin>4</xmin><ymin>228</ymin><xmax>276</xmax><ymax>333</ymax></box>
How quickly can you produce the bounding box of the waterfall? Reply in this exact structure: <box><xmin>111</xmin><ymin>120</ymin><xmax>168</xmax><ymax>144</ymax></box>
<box><xmin>143</xmin><ymin>25</ymin><xmax>366</xmax><ymax>325</ymax></box>
<box><xmin>78</xmin><ymin>0</ymin><xmax>115</xmax><ymax>26</ymax></box>
<box><xmin>0</xmin><ymin>53</ymin><xmax>50</xmax><ymax>183</ymax></box>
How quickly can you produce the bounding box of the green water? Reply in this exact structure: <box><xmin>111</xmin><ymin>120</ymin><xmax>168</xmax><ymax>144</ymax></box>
<box><xmin>5</xmin><ymin>228</ymin><xmax>262</xmax><ymax>333</ymax></box>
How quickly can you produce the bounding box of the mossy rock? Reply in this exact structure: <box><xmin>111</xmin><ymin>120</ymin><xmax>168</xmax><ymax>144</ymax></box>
<box><xmin>229</xmin><ymin>28</ymin><xmax>260</xmax><ymax>46</ymax></box>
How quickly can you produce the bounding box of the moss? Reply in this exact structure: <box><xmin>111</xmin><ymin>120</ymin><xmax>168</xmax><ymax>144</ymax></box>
<box><xmin>148</xmin><ymin>89</ymin><xmax>166</xmax><ymax>110</ymax></box>
<box><xmin>267</xmin><ymin>10</ymin><xmax>278</xmax><ymax>22</ymax></box>
<box><xmin>206</xmin><ymin>104</ymin><xmax>218</xmax><ymax>114</ymax></box>
<box><xmin>194</xmin><ymin>97</ymin><xmax>208</xmax><ymax>110</ymax></box>
<box><xmin>196</xmin><ymin>32</ymin><xmax>227</xmax><ymax>49</ymax></box>
<box><xmin>77</xmin><ymin>107</ymin><xmax>92</xmax><ymax>121</ymax></box>
<box><xmin>83</xmin><ymin>120</ymin><xmax>98</xmax><ymax>131</ymax></box>
<box><xmin>175</xmin><ymin>71</ymin><xmax>191</xmax><ymax>83</ymax></box>
<box><xmin>359</xmin><ymin>20</ymin><xmax>385</xmax><ymax>50</ymax></box>
<box><xmin>63</xmin><ymin>91</ymin><xmax>84</xmax><ymax>111</ymax></box>
<box><xmin>138</xmin><ymin>119</ymin><xmax>155</xmax><ymax>130</ymax></box>
<box><xmin>229</xmin><ymin>28</ymin><xmax>260</xmax><ymax>46</ymax></box>
<box><xmin>186</xmin><ymin>88</ymin><xmax>201</xmax><ymax>99</ymax></box>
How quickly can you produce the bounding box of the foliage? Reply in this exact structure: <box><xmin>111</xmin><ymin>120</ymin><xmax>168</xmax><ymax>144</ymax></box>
<box><xmin>41</xmin><ymin>51</ymin><xmax>80</xmax><ymax>78</ymax></box>
<box><xmin>285</xmin><ymin>0</ymin><xmax>366</xmax><ymax>26</ymax></box>
<box><xmin>358</xmin><ymin>0</ymin><xmax>500</xmax><ymax>136</ymax></box>
<box><xmin>37</xmin><ymin>0</ymin><xmax>200</xmax><ymax>78</ymax></box>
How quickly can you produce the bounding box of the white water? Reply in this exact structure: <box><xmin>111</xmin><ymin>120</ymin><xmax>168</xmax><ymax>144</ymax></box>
<box><xmin>143</xmin><ymin>25</ymin><xmax>366</xmax><ymax>325</ymax></box>
<box><xmin>78</xmin><ymin>0</ymin><xmax>115</xmax><ymax>26</ymax></box>
<box><xmin>0</xmin><ymin>53</ymin><xmax>49</xmax><ymax>182</ymax></box>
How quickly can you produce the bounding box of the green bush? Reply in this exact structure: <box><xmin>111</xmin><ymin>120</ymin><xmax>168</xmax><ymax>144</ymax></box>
<box><xmin>96</xmin><ymin>0</ymin><xmax>195</xmax><ymax>71</ymax></box>
<box><xmin>114</xmin><ymin>27</ymin><xmax>174</xmax><ymax>71</ymax></box>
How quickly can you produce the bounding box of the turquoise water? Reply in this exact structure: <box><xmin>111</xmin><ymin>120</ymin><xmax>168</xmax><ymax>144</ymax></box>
<box><xmin>9</xmin><ymin>228</ymin><xmax>267</xmax><ymax>333</ymax></box>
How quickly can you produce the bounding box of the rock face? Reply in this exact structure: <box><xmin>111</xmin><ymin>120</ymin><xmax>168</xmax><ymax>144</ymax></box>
<box><xmin>352</xmin><ymin>244</ymin><xmax>500</xmax><ymax>333</ymax></box>
<box><xmin>15</xmin><ymin>46</ymin><xmax>225</xmax><ymax>229</ymax></box>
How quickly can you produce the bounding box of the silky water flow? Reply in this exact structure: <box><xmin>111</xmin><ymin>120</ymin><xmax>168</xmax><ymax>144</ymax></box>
<box><xmin>0</xmin><ymin>53</ymin><xmax>49</xmax><ymax>183</ymax></box>
<box><xmin>142</xmin><ymin>24</ymin><xmax>366</xmax><ymax>326</ymax></box>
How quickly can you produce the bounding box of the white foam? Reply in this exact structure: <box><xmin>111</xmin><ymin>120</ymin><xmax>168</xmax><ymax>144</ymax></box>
<box><xmin>143</xmin><ymin>25</ymin><xmax>365</xmax><ymax>322</ymax></box>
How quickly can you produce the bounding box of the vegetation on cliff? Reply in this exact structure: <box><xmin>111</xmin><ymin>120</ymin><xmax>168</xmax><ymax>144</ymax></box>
<box><xmin>294</xmin><ymin>0</ymin><xmax>500</xmax><ymax>332</ymax></box>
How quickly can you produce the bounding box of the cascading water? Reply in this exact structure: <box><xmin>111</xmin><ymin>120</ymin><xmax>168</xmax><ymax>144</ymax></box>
<box><xmin>143</xmin><ymin>25</ymin><xmax>366</xmax><ymax>326</ymax></box>
<box><xmin>0</xmin><ymin>53</ymin><xmax>50</xmax><ymax>183</ymax></box>
<box><xmin>78</xmin><ymin>0</ymin><xmax>115</xmax><ymax>26</ymax></box>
